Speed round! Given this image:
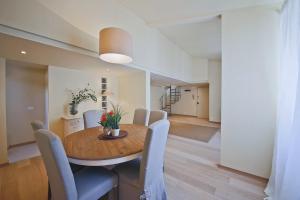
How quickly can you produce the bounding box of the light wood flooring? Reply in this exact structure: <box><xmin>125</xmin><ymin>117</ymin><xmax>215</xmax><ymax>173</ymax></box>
<box><xmin>165</xmin><ymin>136</ymin><xmax>267</xmax><ymax>200</ymax></box>
<box><xmin>0</xmin><ymin>135</ymin><xmax>266</xmax><ymax>200</ymax></box>
<box><xmin>168</xmin><ymin>114</ymin><xmax>221</xmax><ymax>128</ymax></box>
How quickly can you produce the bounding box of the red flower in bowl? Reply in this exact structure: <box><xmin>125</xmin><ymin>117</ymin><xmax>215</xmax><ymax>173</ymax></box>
<box><xmin>100</xmin><ymin>113</ymin><xmax>107</xmax><ymax>122</ymax></box>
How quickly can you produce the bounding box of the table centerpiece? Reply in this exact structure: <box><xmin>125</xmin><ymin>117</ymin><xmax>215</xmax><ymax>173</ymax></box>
<box><xmin>99</xmin><ymin>104</ymin><xmax>124</xmax><ymax>137</ymax></box>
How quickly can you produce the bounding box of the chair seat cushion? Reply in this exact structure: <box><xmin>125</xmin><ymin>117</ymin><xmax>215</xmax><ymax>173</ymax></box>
<box><xmin>74</xmin><ymin>167</ymin><xmax>117</xmax><ymax>200</ymax></box>
<box><xmin>113</xmin><ymin>159</ymin><xmax>141</xmax><ymax>188</ymax></box>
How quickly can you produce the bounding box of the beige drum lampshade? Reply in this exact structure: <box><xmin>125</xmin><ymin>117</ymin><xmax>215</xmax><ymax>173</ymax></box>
<box><xmin>99</xmin><ymin>27</ymin><xmax>133</xmax><ymax>64</ymax></box>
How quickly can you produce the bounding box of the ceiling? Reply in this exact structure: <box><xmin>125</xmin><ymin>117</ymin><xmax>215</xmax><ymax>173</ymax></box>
<box><xmin>151</xmin><ymin>73</ymin><xmax>211</xmax><ymax>87</ymax></box>
<box><xmin>151</xmin><ymin>73</ymin><xmax>187</xmax><ymax>86</ymax></box>
<box><xmin>159</xmin><ymin>17</ymin><xmax>221</xmax><ymax>59</ymax></box>
<box><xmin>0</xmin><ymin>33</ymin><xmax>141</xmax><ymax>76</ymax></box>
<box><xmin>2</xmin><ymin>0</ymin><xmax>283</xmax><ymax>65</ymax></box>
<box><xmin>6</xmin><ymin>60</ymin><xmax>47</xmax><ymax>70</ymax></box>
<box><xmin>117</xmin><ymin>0</ymin><xmax>282</xmax><ymax>26</ymax></box>
<box><xmin>117</xmin><ymin>0</ymin><xmax>282</xmax><ymax>60</ymax></box>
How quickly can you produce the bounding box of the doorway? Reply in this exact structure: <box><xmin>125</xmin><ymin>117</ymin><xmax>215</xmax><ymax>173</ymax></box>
<box><xmin>196</xmin><ymin>86</ymin><xmax>209</xmax><ymax>119</ymax></box>
<box><xmin>6</xmin><ymin>60</ymin><xmax>47</xmax><ymax>162</ymax></box>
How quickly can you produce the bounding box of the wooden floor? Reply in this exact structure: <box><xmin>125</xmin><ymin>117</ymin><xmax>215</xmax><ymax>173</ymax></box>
<box><xmin>165</xmin><ymin>136</ymin><xmax>267</xmax><ymax>200</ymax></box>
<box><xmin>0</xmin><ymin>157</ymin><xmax>48</xmax><ymax>200</ymax></box>
<box><xmin>168</xmin><ymin>114</ymin><xmax>221</xmax><ymax>128</ymax></box>
<box><xmin>0</xmin><ymin>135</ymin><xmax>266</xmax><ymax>200</ymax></box>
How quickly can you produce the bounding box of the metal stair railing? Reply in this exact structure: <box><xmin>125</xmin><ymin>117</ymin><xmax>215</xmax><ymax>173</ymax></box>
<box><xmin>160</xmin><ymin>85</ymin><xmax>181</xmax><ymax>115</ymax></box>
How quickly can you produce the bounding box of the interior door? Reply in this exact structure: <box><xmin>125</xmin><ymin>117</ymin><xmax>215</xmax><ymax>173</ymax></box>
<box><xmin>197</xmin><ymin>87</ymin><xmax>209</xmax><ymax>119</ymax></box>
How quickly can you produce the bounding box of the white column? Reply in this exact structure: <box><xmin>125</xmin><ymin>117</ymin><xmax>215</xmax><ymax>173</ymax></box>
<box><xmin>145</xmin><ymin>70</ymin><xmax>151</xmax><ymax>111</ymax></box>
<box><xmin>0</xmin><ymin>57</ymin><xmax>8</xmax><ymax>164</ymax></box>
<box><xmin>221</xmin><ymin>7</ymin><xmax>280</xmax><ymax>178</ymax></box>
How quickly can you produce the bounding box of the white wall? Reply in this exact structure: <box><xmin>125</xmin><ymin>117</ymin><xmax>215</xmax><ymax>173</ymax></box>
<box><xmin>6</xmin><ymin>62</ymin><xmax>47</xmax><ymax>146</ymax></box>
<box><xmin>172</xmin><ymin>87</ymin><xmax>198</xmax><ymax>116</ymax></box>
<box><xmin>118</xmin><ymin>71</ymin><xmax>148</xmax><ymax>124</ymax></box>
<box><xmin>208</xmin><ymin>60</ymin><xmax>221</xmax><ymax>122</ymax></box>
<box><xmin>48</xmin><ymin>66</ymin><xmax>119</xmax><ymax>138</ymax></box>
<box><xmin>151</xmin><ymin>86</ymin><xmax>165</xmax><ymax>110</ymax></box>
<box><xmin>221</xmin><ymin>7</ymin><xmax>279</xmax><ymax>178</ymax></box>
<box><xmin>0</xmin><ymin>0</ymin><xmax>195</xmax><ymax>83</ymax></box>
<box><xmin>0</xmin><ymin>58</ymin><xmax>8</xmax><ymax>164</ymax></box>
<box><xmin>186</xmin><ymin>58</ymin><xmax>208</xmax><ymax>83</ymax></box>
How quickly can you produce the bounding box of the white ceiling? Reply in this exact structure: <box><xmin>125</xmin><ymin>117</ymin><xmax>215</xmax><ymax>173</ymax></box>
<box><xmin>159</xmin><ymin>17</ymin><xmax>221</xmax><ymax>59</ymax></box>
<box><xmin>3</xmin><ymin>0</ymin><xmax>282</xmax><ymax>63</ymax></box>
<box><xmin>0</xmin><ymin>33</ymin><xmax>141</xmax><ymax>76</ymax></box>
<box><xmin>117</xmin><ymin>0</ymin><xmax>282</xmax><ymax>59</ymax></box>
<box><xmin>151</xmin><ymin>73</ymin><xmax>211</xmax><ymax>87</ymax></box>
<box><xmin>117</xmin><ymin>0</ymin><xmax>282</xmax><ymax>26</ymax></box>
<box><xmin>151</xmin><ymin>73</ymin><xmax>187</xmax><ymax>87</ymax></box>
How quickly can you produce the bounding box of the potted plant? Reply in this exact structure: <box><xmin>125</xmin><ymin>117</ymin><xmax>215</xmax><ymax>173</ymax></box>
<box><xmin>99</xmin><ymin>104</ymin><xmax>124</xmax><ymax>136</ymax></box>
<box><xmin>99</xmin><ymin>111</ymin><xmax>111</xmax><ymax>135</ymax></box>
<box><xmin>69</xmin><ymin>84</ymin><xmax>97</xmax><ymax>115</ymax></box>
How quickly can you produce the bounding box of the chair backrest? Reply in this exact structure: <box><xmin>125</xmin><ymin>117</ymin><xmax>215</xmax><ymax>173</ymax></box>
<box><xmin>83</xmin><ymin>109</ymin><xmax>102</xmax><ymax>129</ymax></box>
<box><xmin>139</xmin><ymin>119</ymin><xmax>170</xmax><ymax>190</ymax></box>
<box><xmin>31</xmin><ymin>120</ymin><xmax>45</xmax><ymax>131</ymax></box>
<box><xmin>35</xmin><ymin>129</ymin><xmax>77</xmax><ymax>200</ymax></box>
<box><xmin>148</xmin><ymin>110</ymin><xmax>167</xmax><ymax>126</ymax></box>
<box><xmin>133</xmin><ymin>108</ymin><xmax>149</xmax><ymax>126</ymax></box>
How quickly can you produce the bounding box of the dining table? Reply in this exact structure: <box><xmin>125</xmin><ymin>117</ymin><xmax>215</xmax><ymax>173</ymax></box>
<box><xmin>63</xmin><ymin>124</ymin><xmax>148</xmax><ymax>166</ymax></box>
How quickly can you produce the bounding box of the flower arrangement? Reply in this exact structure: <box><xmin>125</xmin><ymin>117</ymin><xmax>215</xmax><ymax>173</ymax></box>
<box><xmin>99</xmin><ymin>104</ymin><xmax>124</xmax><ymax>136</ymax></box>
<box><xmin>70</xmin><ymin>85</ymin><xmax>97</xmax><ymax>105</ymax></box>
<box><xmin>69</xmin><ymin>84</ymin><xmax>97</xmax><ymax>115</ymax></box>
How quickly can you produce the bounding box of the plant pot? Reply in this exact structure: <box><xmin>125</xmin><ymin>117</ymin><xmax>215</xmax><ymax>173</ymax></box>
<box><xmin>112</xmin><ymin>129</ymin><xmax>120</xmax><ymax>137</ymax></box>
<box><xmin>69</xmin><ymin>103</ymin><xmax>78</xmax><ymax>115</ymax></box>
<box><xmin>103</xmin><ymin>127</ymin><xmax>112</xmax><ymax>136</ymax></box>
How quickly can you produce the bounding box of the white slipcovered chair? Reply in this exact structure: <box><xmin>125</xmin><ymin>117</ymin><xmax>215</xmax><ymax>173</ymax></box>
<box><xmin>31</xmin><ymin>120</ymin><xmax>45</xmax><ymax>131</ymax></box>
<box><xmin>114</xmin><ymin>119</ymin><xmax>170</xmax><ymax>200</ymax></box>
<box><xmin>148</xmin><ymin>110</ymin><xmax>167</xmax><ymax>126</ymax></box>
<box><xmin>31</xmin><ymin>120</ymin><xmax>84</xmax><ymax>199</ymax></box>
<box><xmin>35</xmin><ymin>129</ymin><xmax>117</xmax><ymax>200</ymax></box>
<box><xmin>83</xmin><ymin>110</ymin><xmax>102</xmax><ymax>129</ymax></box>
<box><xmin>133</xmin><ymin>108</ymin><xmax>150</xmax><ymax>126</ymax></box>
<box><xmin>31</xmin><ymin>120</ymin><xmax>83</xmax><ymax>171</ymax></box>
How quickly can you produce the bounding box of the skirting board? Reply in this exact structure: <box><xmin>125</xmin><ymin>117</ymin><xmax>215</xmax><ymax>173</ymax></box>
<box><xmin>8</xmin><ymin>141</ymin><xmax>36</xmax><ymax>149</ymax></box>
<box><xmin>0</xmin><ymin>162</ymin><xmax>9</xmax><ymax>168</ymax></box>
<box><xmin>217</xmin><ymin>164</ymin><xmax>268</xmax><ymax>183</ymax></box>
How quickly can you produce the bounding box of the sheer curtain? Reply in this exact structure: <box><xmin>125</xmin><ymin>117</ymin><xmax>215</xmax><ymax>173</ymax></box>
<box><xmin>265</xmin><ymin>0</ymin><xmax>300</xmax><ymax>199</ymax></box>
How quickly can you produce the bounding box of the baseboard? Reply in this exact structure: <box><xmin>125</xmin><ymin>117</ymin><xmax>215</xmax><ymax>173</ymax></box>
<box><xmin>217</xmin><ymin>164</ymin><xmax>268</xmax><ymax>183</ymax></box>
<box><xmin>8</xmin><ymin>140</ymin><xmax>36</xmax><ymax>149</ymax></box>
<box><xmin>0</xmin><ymin>162</ymin><xmax>9</xmax><ymax>168</ymax></box>
<box><xmin>169</xmin><ymin>113</ymin><xmax>198</xmax><ymax>117</ymax></box>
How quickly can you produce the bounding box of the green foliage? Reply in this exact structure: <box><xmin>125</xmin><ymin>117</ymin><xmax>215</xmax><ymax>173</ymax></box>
<box><xmin>70</xmin><ymin>84</ymin><xmax>97</xmax><ymax>105</ymax></box>
<box><xmin>99</xmin><ymin>103</ymin><xmax>125</xmax><ymax>129</ymax></box>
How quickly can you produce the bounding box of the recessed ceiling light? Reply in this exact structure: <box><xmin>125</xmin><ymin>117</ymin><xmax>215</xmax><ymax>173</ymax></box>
<box><xmin>20</xmin><ymin>50</ymin><xmax>27</xmax><ymax>55</ymax></box>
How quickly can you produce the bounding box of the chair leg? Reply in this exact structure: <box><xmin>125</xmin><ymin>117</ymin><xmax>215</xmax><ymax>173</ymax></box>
<box><xmin>48</xmin><ymin>182</ymin><xmax>51</xmax><ymax>200</ymax></box>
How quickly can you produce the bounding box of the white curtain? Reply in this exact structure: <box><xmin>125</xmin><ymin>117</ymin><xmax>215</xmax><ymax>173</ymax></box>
<box><xmin>265</xmin><ymin>0</ymin><xmax>300</xmax><ymax>199</ymax></box>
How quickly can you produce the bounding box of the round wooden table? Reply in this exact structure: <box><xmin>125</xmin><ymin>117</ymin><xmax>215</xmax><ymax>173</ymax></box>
<box><xmin>63</xmin><ymin>124</ymin><xmax>148</xmax><ymax>166</ymax></box>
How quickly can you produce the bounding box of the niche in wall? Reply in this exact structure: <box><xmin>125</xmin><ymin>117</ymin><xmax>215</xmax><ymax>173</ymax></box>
<box><xmin>101</xmin><ymin>77</ymin><xmax>108</xmax><ymax>111</ymax></box>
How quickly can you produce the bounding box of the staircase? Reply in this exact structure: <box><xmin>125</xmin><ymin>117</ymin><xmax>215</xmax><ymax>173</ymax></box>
<box><xmin>160</xmin><ymin>86</ymin><xmax>181</xmax><ymax>115</ymax></box>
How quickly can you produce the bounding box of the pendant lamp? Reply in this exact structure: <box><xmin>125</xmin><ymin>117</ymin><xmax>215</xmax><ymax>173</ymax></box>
<box><xmin>99</xmin><ymin>27</ymin><xmax>133</xmax><ymax>64</ymax></box>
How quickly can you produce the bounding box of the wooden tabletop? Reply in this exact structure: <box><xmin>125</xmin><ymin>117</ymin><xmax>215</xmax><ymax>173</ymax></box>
<box><xmin>63</xmin><ymin>124</ymin><xmax>148</xmax><ymax>166</ymax></box>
